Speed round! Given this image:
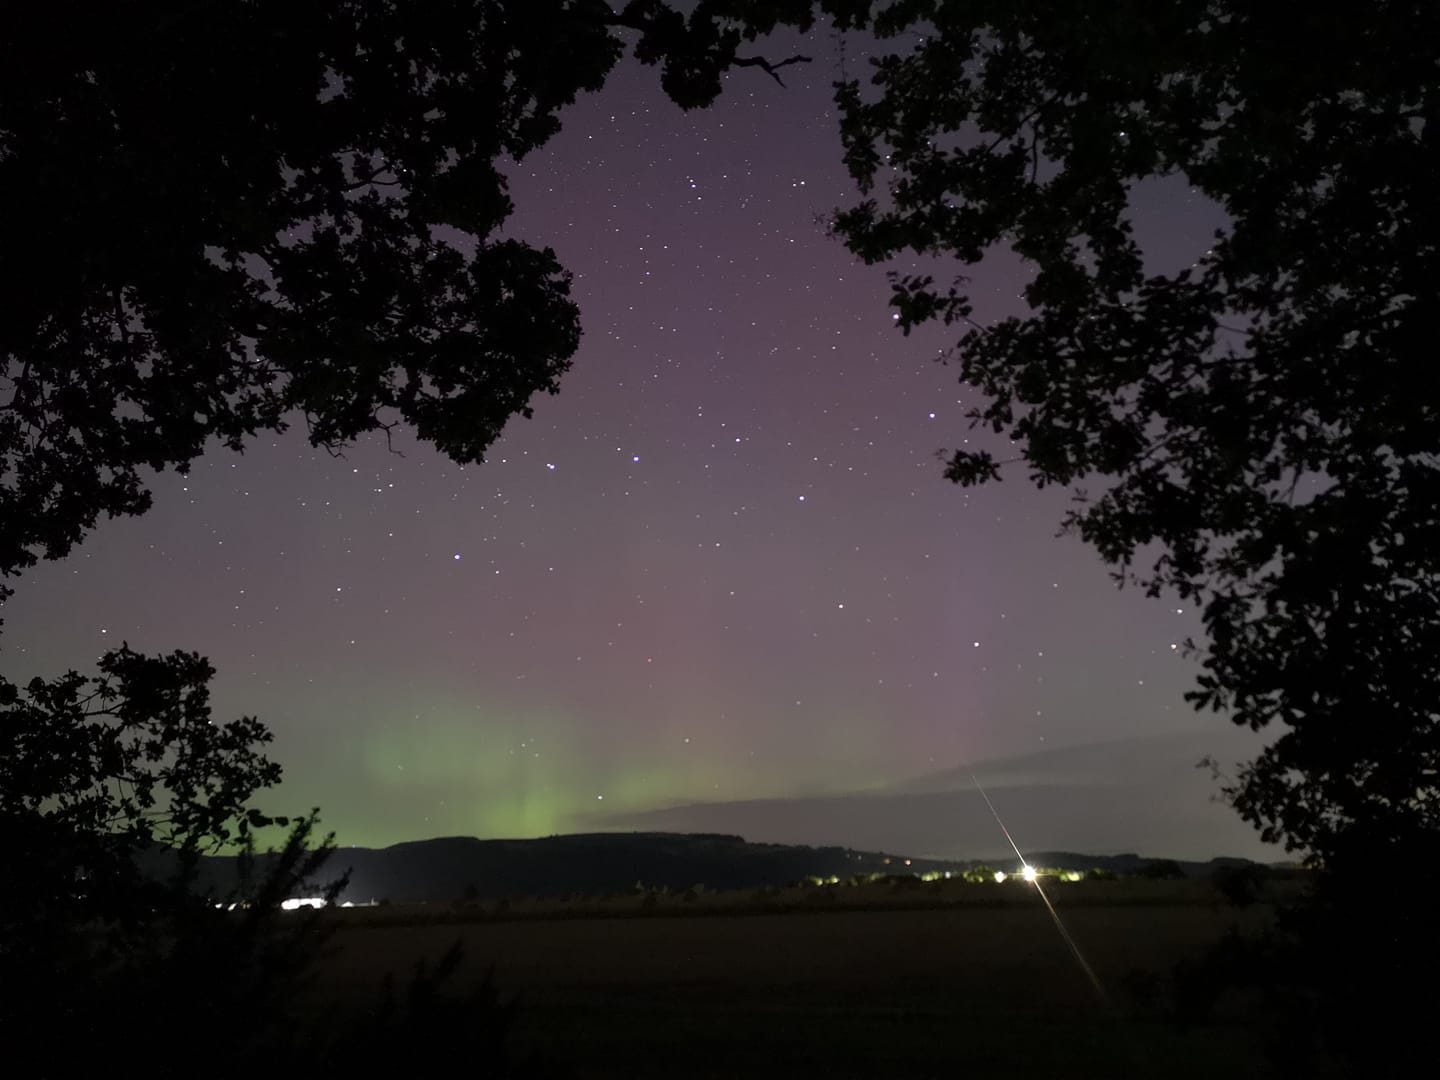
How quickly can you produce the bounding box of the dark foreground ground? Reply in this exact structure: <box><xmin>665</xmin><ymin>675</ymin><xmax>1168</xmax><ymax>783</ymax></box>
<box><xmin>311</xmin><ymin>880</ymin><xmax>1282</xmax><ymax>1078</ymax></box>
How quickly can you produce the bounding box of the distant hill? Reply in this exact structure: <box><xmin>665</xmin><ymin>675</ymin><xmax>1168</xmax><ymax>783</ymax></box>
<box><xmin>154</xmin><ymin>832</ymin><xmax>1261</xmax><ymax>903</ymax></box>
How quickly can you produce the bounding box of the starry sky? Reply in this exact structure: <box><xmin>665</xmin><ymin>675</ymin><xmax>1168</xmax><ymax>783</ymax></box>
<box><xmin>0</xmin><ymin>30</ymin><xmax>1274</xmax><ymax>859</ymax></box>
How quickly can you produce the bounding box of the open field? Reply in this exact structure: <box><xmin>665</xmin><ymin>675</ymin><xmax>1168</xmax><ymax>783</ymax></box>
<box><xmin>311</xmin><ymin>879</ymin><xmax>1285</xmax><ymax>1078</ymax></box>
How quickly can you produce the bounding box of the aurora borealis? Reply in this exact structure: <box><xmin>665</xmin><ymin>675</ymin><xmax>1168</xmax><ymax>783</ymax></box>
<box><xmin>0</xmin><ymin>32</ymin><xmax>1265</xmax><ymax>856</ymax></box>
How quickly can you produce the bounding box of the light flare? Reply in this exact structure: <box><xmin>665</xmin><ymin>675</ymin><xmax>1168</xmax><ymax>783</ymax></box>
<box><xmin>967</xmin><ymin>766</ymin><xmax>1110</xmax><ymax>1007</ymax></box>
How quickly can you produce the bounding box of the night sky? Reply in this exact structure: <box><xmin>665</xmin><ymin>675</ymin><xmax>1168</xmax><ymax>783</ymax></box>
<box><xmin>0</xmin><ymin>32</ymin><xmax>1273</xmax><ymax>859</ymax></box>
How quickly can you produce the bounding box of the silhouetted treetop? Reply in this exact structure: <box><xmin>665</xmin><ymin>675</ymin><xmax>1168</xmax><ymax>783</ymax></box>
<box><xmin>0</xmin><ymin>0</ymin><xmax>831</xmax><ymax>598</ymax></box>
<box><xmin>822</xmin><ymin>0</ymin><xmax>1439</xmax><ymax>858</ymax></box>
<box><xmin>0</xmin><ymin>3</ymin><xmax>590</xmax><ymax>578</ymax></box>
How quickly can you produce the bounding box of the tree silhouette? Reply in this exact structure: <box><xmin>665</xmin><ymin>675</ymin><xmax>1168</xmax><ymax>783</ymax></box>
<box><xmin>805</xmin><ymin>6</ymin><xmax>1438</xmax><ymax>1071</ymax></box>
<box><xmin>0</xmin><ymin>0</ymin><xmax>823</xmax><ymax>613</ymax></box>
<box><xmin>0</xmin><ymin>647</ymin><xmax>288</xmax><ymax>954</ymax></box>
<box><xmin>818</xmin><ymin>1</ymin><xmax>1438</xmax><ymax>865</ymax></box>
<box><xmin>0</xmin><ymin>650</ymin><xmax>528</xmax><ymax>1077</ymax></box>
<box><xmin>0</xmin><ymin>644</ymin><xmax>353</xmax><ymax>1074</ymax></box>
<box><xmin>0</xmin><ymin>648</ymin><xmax>303</xmax><ymax>996</ymax></box>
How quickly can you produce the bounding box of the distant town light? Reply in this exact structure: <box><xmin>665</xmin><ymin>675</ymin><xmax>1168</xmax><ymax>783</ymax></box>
<box><xmin>993</xmin><ymin>871</ymin><xmax>1007</xmax><ymax>883</ymax></box>
<box><xmin>1021</xmin><ymin>865</ymin><xmax>1038</xmax><ymax>883</ymax></box>
<box><xmin>280</xmin><ymin>896</ymin><xmax>326</xmax><ymax>911</ymax></box>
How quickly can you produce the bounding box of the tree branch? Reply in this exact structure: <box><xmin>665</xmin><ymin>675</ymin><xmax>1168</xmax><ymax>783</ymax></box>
<box><xmin>598</xmin><ymin>9</ymin><xmax>811</xmax><ymax>88</ymax></box>
<box><xmin>731</xmin><ymin>53</ymin><xmax>813</xmax><ymax>87</ymax></box>
<box><xmin>342</xmin><ymin>168</ymin><xmax>401</xmax><ymax>192</ymax></box>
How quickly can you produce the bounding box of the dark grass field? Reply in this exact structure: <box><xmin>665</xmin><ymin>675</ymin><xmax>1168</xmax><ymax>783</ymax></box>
<box><xmin>309</xmin><ymin>879</ymin><xmax>1283</xmax><ymax>1077</ymax></box>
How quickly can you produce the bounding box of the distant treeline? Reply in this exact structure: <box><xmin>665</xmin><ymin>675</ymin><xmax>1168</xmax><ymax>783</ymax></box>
<box><xmin>139</xmin><ymin>832</ymin><xmax>1268</xmax><ymax>905</ymax></box>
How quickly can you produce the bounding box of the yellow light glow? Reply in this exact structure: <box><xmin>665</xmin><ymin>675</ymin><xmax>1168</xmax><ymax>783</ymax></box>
<box><xmin>993</xmin><ymin>870</ymin><xmax>1006</xmax><ymax>883</ymax></box>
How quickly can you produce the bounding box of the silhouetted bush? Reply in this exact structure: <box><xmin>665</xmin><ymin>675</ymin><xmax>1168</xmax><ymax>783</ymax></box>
<box><xmin>1</xmin><ymin>818</ymin><xmax>534</xmax><ymax>1078</ymax></box>
<box><xmin>1212</xmin><ymin>864</ymin><xmax>1268</xmax><ymax>908</ymax></box>
<box><xmin>1167</xmin><ymin>835</ymin><xmax>1438</xmax><ymax>1079</ymax></box>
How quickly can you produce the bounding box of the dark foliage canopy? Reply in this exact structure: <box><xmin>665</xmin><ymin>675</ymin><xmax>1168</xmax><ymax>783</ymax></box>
<box><xmin>0</xmin><ymin>1</ymin><xmax>626</xmax><ymax>594</ymax></box>
<box><xmin>0</xmin><ymin>1</ymin><xmax>847</xmax><ymax>609</ymax></box>
<box><xmin>818</xmin><ymin>0</ymin><xmax>1439</xmax><ymax>860</ymax></box>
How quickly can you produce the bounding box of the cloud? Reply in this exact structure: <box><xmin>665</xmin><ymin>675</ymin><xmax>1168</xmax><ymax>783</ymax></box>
<box><xmin>587</xmin><ymin>727</ymin><xmax>1279</xmax><ymax>861</ymax></box>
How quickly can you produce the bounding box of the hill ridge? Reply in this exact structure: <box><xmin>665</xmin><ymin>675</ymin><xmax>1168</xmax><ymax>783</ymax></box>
<box><xmin>152</xmin><ymin>831</ymin><xmax>1263</xmax><ymax>903</ymax></box>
